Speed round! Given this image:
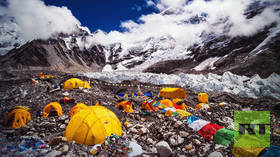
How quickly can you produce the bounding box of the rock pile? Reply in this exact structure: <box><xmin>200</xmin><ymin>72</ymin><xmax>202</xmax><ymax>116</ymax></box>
<box><xmin>0</xmin><ymin>70</ymin><xmax>278</xmax><ymax>156</ymax></box>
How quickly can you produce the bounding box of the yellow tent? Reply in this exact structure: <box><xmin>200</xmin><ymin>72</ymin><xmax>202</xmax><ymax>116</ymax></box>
<box><xmin>63</xmin><ymin>78</ymin><xmax>91</xmax><ymax>90</ymax></box>
<box><xmin>160</xmin><ymin>99</ymin><xmax>174</xmax><ymax>108</ymax></box>
<box><xmin>198</xmin><ymin>93</ymin><xmax>209</xmax><ymax>103</ymax></box>
<box><xmin>65</xmin><ymin>106</ymin><xmax>122</xmax><ymax>145</ymax></box>
<box><xmin>4</xmin><ymin>106</ymin><xmax>31</xmax><ymax>129</ymax></box>
<box><xmin>159</xmin><ymin>88</ymin><xmax>186</xmax><ymax>99</ymax></box>
<box><xmin>42</xmin><ymin>102</ymin><xmax>63</xmax><ymax>118</ymax></box>
<box><xmin>69</xmin><ymin>103</ymin><xmax>87</xmax><ymax>118</ymax></box>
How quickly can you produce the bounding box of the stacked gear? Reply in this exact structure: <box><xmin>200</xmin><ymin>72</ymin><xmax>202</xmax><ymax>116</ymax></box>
<box><xmin>60</xmin><ymin>97</ymin><xmax>75</xmax><ymax>104</ymax></box>
<box><xmin>195</xmin><ymin>103</ymin><xmax>210</xmax><ymax>110</ymax></box>
<box><xmin>42</xmin><ymin>102</ymin><xmax>63</xmax><ymax>118</ymax></box>
<box><xmin>4</xmin><ymin>106</ymin><xmax>31</xmax><ymax>129</ymax></box>
<box><xmin>142</xmin><ymin>98</ymin><xmax>159</xmax><ymax>111</ymax></box>
<box><xmin>140</xmin><ymin>96</ymin><xmax>235</xmax><ymax>147</ymax></box>
<box><xmin>116</xmin><ymin>101</ymin><xmax>134</xmax><ymax>113</ymax></box>
<box><xmin>69</xmin><ymin>103</ymin><xmax>87</xmax><ymax>118</ymax></box>
<box><xmin>39</xmin><ymin>73</ymin><xmax>54</xmax><ymax>79</ymax></box>
<box><xmin>65</xmin><ymin>106</ymin><xmax>122</xmax><ymax>145</ymax></box>
<box><xmin>173</xmin><ymin>99</ymin><xmax>188</xmax><ymax>110</ymax></box>
<box><xmin>89</xmin><ymin>134</ymin><xmax>132</xmax><ymax>156</ymax></box>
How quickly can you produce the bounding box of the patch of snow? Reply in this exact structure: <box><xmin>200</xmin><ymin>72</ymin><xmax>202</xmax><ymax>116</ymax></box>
<box><xmin>248</xmin><ymin>29</ymin><xmax>280</xmax><ymax>57</ymax></box>
<box><xmin>117</xmin><ymin>63</ymin><xmax>128</xmax><ymax>71</ymax></box>
<box><xmin>121</xmin><ymin>56</ymin><xmax>143</xmax><ymax>65</ymax></box>
<box><xmin>83</xmin><ymin>71</ymin><xmax>280</xmax><ymax>100</ymax></box>
<box><xmin>62</xmin><ymin>37</ymin><xmax>72</xmax><ymax>50</ymax></box>
<box><xmin>130</xmin><ymin>49</ymin><xmax>193</xmax><ymax>71</ymax></box>
<box><xmin>76</xmin><ymin>37</ymin><xmax>84</xmax><ymax>50</ymax></box>
<box><xmin>193</xmin><ymin>57</ymin><xmax>220</xmax><ymax>71</ymax></box>
<box><xmin>0</xmin><ymin>16</ymin><xmax>25</xmax><ymax>55</ymax></box>
<box><xmin>102</xmin><ymin>65</ymin><xmax>113</xmax><ymax>72</ymax></box>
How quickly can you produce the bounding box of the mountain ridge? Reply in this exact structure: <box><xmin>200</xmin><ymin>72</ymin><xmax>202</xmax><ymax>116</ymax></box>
<box><xmin>0</xmin><ymin>2</ymin><xmax>279</xmax><ymax>77</ymax></box>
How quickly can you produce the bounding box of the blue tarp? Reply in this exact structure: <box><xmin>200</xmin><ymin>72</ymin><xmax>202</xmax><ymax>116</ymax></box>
<box><xmin>133</xmin><ymin>92</ymin><xmax>152</xmax><ymax>97</ymax></box>
<box><xmin>143</xmin><ymin>92</ymin><xmax>153</xmax><ymax>97</ymax></box>
<box><xmin>117</xmin><ymin>93</ymin><xmax>125</xmax><ymax>97</ymax></box>
<box><xmin>262</xmin><ymin>145</ymin><xmax>280</xmax><ymax>157</ymax></box>
<box><xmin>187</xmin><ymin>116</ymin><xmax>200</xmax><ymax>124</ymax></box>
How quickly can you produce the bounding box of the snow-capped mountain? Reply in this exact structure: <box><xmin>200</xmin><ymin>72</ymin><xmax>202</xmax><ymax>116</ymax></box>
<box><xmin>0</xmin><ymin>26</ymin><xmax>106</xmax><ymax>73</ymax></box>
<box><xmin>0</xmin><ymin>15</ymin><xmax>25</xmax><ymax>55</ymax></box>
<box><xmin>0</xmin><ymin>1</ymin><xmax>279</xmax><ymax>77</ymax></box>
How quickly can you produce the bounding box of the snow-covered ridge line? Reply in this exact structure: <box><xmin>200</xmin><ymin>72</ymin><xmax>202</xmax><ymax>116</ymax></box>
<box><xmin>83</xmin><ymin>71</ymin><xmax>280</xmax><ymax>100</ymax></box>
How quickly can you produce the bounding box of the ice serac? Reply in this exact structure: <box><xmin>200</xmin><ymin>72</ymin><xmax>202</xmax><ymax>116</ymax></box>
<box><xmin>83</xmin><ymin>71</ymin><xmax>280</xmax><ymax>100</ymax></box>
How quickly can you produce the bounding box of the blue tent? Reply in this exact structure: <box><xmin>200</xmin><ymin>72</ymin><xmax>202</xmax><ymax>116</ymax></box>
<box><xmin>262</xmin><ymin>145</ymin><xmax>280</xmax><ymax>157</ymax></box>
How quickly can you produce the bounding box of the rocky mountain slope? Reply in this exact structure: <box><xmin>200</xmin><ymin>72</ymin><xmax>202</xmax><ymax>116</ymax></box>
<box><xmin>144</xmin><ymin>25</ymin><xmax>280</xmax><ymax>78</ymax></box>
<box><xmin>0</xmin><ymin>37</ymin><xmax>106</xmax><ymax>73</ymax></box>
<box><xmin>0</xmin><ymin>1</ymin><xmax>279</xmax><ymax>77</ymax></box>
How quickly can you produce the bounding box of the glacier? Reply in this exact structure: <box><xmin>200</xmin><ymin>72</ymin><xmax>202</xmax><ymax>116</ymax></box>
<box><xmin>83</xmin><ymin>71</ymin><xmax>280</xmax><ymax>100</ymax></box>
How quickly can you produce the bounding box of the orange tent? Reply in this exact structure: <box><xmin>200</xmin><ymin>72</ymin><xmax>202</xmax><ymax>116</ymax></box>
<box><xmin>42</xmin><ymin>102</ymin><xmax>63</xmax><ymax>118</ymax></box>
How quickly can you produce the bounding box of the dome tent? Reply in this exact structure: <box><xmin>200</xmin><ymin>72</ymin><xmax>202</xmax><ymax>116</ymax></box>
<box><xmin>42</xmin><ymin>102</ymin><xmax>63</xmax><ymax>118</ymax></box>
<box><xmin>159</xmin><ymin>88</ymin><xmax>186</xmax><ymax>99</ymax></box>
<box><xmin>69</xmin><ymin>103</ymin><xmax>87</xmax><ymax>118</ymax></box>
<box><xmin>65</xmin><ymin>106</ymin><xmax>122</xmax><ymax>145</ymax></box>
<box><xmin>198</xmin><ymin>93</ymin><xmax>209</xmax><ymax>103</ymax></box>
<box><xmin>4</xmin><ymin>106</ymin><xmax>31</xmax><ymax>129</ymax></box>
<box><xmin>63</xmin><ymin>78</ymin><xmax>91</xmax><ymax>90</ymax></box>
<box><xmin>116</xmin><ymin>101</ymin><xmax>134</xmax><ymax>112</ymax></box>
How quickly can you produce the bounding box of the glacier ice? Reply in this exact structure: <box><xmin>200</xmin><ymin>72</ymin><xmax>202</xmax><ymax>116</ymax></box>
<box><xmin>83</xmin><ymin>71</ymin><xmax>280</xmax><ymax>100</ymax></box>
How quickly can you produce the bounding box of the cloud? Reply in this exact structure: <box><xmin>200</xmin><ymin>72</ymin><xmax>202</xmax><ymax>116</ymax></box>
<box><xmin>146</xmin><ymin>0</ymin><xmax>155</xmax><ymax>7</ymax></box>
<box><xmin>155</xmin><ymin>0</ymin><xmax>188</xmax><ymax>11</ymax></box>
<box><xmin>1</xmin><ymin>0</ymin><xmax>279</xmax><ymax>53</ymax></box>
<box><xmin>1</xmin><ymin>0</ymin><xmax>81</xmax><ymax>41</ymax></box>
<box><xmin>94</xmin><ymin>0</ymin><xmax>280</xmax><ymax>50</ymax></box>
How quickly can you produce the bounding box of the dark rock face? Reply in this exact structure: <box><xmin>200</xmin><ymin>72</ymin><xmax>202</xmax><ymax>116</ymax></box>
<box><xmin>144</xmin><ymin>27</ymin><xmax>280</xmax><ymax>78</ymax></box>
<box><xmin>0</xmin><ymin>39</ymin><xmax>106</xmax><ymax>73</ymax></box>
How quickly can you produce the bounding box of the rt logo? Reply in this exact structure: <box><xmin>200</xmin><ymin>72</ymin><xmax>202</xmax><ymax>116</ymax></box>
<box><xmin>234</xmin><ymin>111</ymin><xmax>270</xmax><ymax>147</ymax></box>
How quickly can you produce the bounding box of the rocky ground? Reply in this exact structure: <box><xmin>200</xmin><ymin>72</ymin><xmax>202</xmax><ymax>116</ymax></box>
<box><xmin>0</xmin><ymin>70</ymin><xmax>279</xmax><ymax>157</ymax></box>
